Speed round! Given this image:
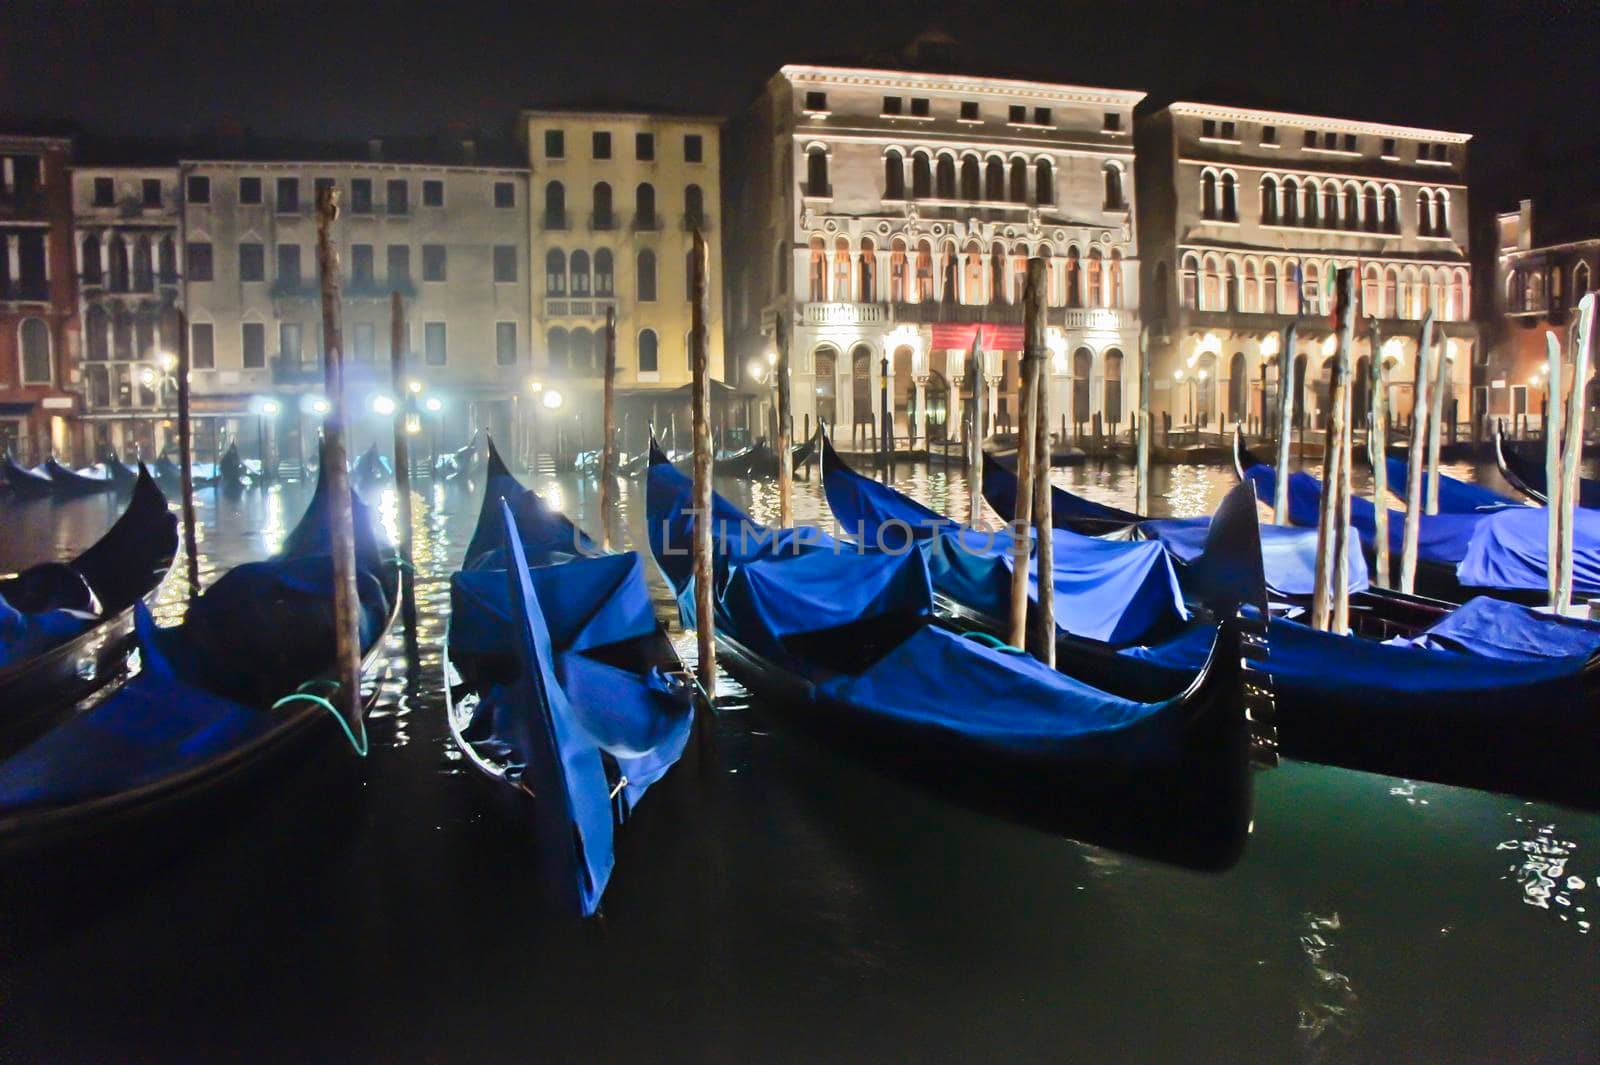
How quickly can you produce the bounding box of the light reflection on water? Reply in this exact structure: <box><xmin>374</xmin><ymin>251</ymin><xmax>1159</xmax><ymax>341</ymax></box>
<box><xmin>1</xmin><ymin>456</ymin><xmax>1597</xmax><ymax>1063</ymax></box>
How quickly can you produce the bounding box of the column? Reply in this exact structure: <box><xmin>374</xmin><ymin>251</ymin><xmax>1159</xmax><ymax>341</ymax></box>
<box><xmin>913</xmin><ymin>375</ymin><xmax>928</xmax><ymax>448</ymax></box>
<box><xmin>5</xmin><ymin>234</ymin><xmax>18</xmax><ymax>291</ymax></box>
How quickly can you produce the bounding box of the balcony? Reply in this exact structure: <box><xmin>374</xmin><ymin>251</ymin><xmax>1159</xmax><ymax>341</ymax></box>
<box><xmin>271</xmin><ymin>356</ymin><xmax>322</xmax><ymax>384</ymax></box>
<box><xmin>1061</xmin><ymin>307</ymin><xmax>1137</xmax><ymax>331</ymax></box>
<box><xmin>0</xmin><ymin>279</ymin><xmax>50</xmax><ymax>303</ymax></box>
<box><xmin>544</xmin><ymin>297</ymin><xmax>618</xmax><ymax>319</ymax></box>
<box><xmin>631</xmin><ymin>212</ymin><xmax>661</xmax><ymax>232</ymax></box>
<box><xmin>270</xmin><ymin>278</ymin><xmax>320</xmax><ymax>300</ymax></box>
<box><xmin>344</xmin><ymin>277</ymin><xmax>417</xmax><ymax>300</ymax></box>
<box><xmin>543</xmin><ymin>210</ymin><xmax>570</xmax><ymax>231</ymax></box>
<box><xmin>803</xmin><ymin>302</ymin><xmax>889</xmax><ymax>327</ymax></box>
<box><xmin>0</xmin><ymin>190</ymin><xmax>48</xmax><ymax>222</ymax></box>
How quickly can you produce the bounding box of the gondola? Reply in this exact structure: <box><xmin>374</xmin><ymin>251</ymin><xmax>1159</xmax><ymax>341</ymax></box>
<box><xmin>103</xmin><ymin>453</ymin><xmax>139</xmax><ymax>493</ymax></box>
<box><xmin>981</xmin><ymin>451</ymin><xmax>1142</xmax><ymax>536</ymax></box>
<box><xmin>0</xmin><ymin>464</ymin><xmax>179</xmax><ymax>754</ymax></box>
<box><xmin>352</xmin><ymin>443</ymin><xmax>394</xmax><ymax>486</ymax></box>
<box><xmin>444</xmin><ymin>438</ymin><xmax>697</xmax><ymax>917</ymax></box>
<box><xmin>152</xmin><ymin>455</ymin><xmax>220</xmax><ymax>490</ymax></box>
<box><xmin>0</xmin><ymin>456</ymin><xmax>400</xmax><ymax>851</ymax></box>
<box><xmin>434</xmin><ymin>436</ymin><xmax>480</xmax><ymax>482</ymax></box>
<box><xmin>2</xmin><ymin>454</ymin><xmax>55</xmax><ymax>500</ymax></box>
<box><xmin>645</xmin><ymin>442</ymin><xmax>1254</xmax><ymax>858</ymax></box>
<box><xmin>39</xmin><ymin>458</ymin><xmax>116</xmax><ymax>496</ymax></box>
<box><xmin>718</xmin><ymin>427</ymin><xmax>821</xmax><ymax>478</ymax></box>
<box><xmin>217</xmin><ymin>442</ymin><xmax>257</xmax><ymax>489</ymax></box>
<box><xmin>1494</xmin><ymin>422</ymin><xmax>1600</xmax><ymax>508</ymax></box>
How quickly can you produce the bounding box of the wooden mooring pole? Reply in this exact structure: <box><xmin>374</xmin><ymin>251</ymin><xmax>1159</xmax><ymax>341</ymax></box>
<box><xmin>690</xmin><ymin>230</ymin><xmax>716</xmax><ymax>698</ymax></box>
<box><xmin>1366</xmin><ymin>317</ymin><xmax>1390</xmax><ymax>587</ymax></box>
<box><xmin>1312</xmin><ymin>269</ymin><xmax>1354</xmax><ymax>632</ymax></box>
<box><xmin>1330</xmin><ymin>269</ymin><xmax>1356</xmax><ymax>633</ymax></box>
<box><xmin>315</xmin><ymin>184</ymin><xmax>364</xmax><ymax>727</ymax></box>
<box><xmin>1135</xmin><ymin>325</ymin><xmax>1151</xmax><ymax>516</ymax></box>
<box><xmin>175</xmin><ymin>309</ymin><xmax>200</xmax><ymax>597</ymax></box>
<box><xmin>1009</xmin><ymin>263</ymin><xmax>1043</xmax><ymax>651</ymax></box>
<box><xmin>1425</xmin><ymin>314</ymin><xmax>1450</xmax><ymax>516</ymax></box>
<box><xmin>965</xmin><ymin>333</ymin><xmax>983</xmax><ymax>527</ymax></box>
<box><xmin>598</xmin><ymin>306</ymin><xmax>618</xmax><ymax>551</ymax></box>
<box><xmin>1272</xmin><ymin>323</ymin><xmax>1296</xmax><ymax>524</ymax></box>
<box><xmin>1557</xmin><ymin>294</ymin><xmax>1596</xmax><ymax>612</ymax></box>
<box><xmin>1028</xmin><ymin>259</ymin><xmax>1054</xmax><ymax>665</ymax></box>
<box><xmin>775</xmin><ymin>312</ymin><xmax>793</xmax><ymax>528</ymax></box>
<box><xmin>389</xmin><ymin>292</ymin><xmax>415</xmax><ymax>621</ymax></box>
<box><xmin>1545</xmin><ymin>331</ymin><xmax>1563</xmax><ymax>607</ymax></box>
<box><xmin>1399</xmin><ymin>311</ymin><xmax>1435</xmax><ymax>594</ymax></box>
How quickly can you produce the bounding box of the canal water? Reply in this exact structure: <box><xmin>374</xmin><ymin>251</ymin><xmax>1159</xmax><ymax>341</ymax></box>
<box><xmin>0</xmin><ymin>458</ymin><xmax>1595</xmax><ymax>1064</ymax></box>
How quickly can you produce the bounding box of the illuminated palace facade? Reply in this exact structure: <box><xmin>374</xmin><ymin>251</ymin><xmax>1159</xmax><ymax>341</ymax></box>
<box><xmin>1136</xmin><ymin>103</ymin><xmax>1477</xmax><ymax>435</ymax></box>
<box><xmin>724</xmin><ymin>66</ymin><xmax>1145</xmax><ymax>447</ymax></box>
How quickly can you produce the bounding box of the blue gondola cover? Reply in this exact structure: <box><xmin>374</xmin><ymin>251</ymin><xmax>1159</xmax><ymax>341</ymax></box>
<box><xmin>1383</xmin><ymin>456</ymin><xmax>1519</xmax><ymax>513</ymax></box>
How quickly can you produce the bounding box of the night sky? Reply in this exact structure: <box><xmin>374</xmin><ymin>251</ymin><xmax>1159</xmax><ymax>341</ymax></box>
<box><xmin>4</xmin><ymin>0</ymin><xmax>1598</xmax><ymax>207</ymax></box>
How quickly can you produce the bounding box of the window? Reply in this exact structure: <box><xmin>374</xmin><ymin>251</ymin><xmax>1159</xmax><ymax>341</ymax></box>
<box><xmin>239</xmin><ymin>176</ymin><xmax>261</xmax><ymax>204</ymax></box>
<box><xmin>684</xmin><ymin>134</ymin><xmax>702</xmax><ymax>163</ymax></box>
<box><xmin>424</xmin><ymin>322</ymin><xmax>447</xmax><ymax>365</ymax></box>
<box><xmin>1103</xmin><ymin>164</ymin><xmax>1125</xmax><ymax>209</ymax></box>
<box><xmin>1202</xmin><ymin>119</ymin><xmax>1217</xmax><ymax>138</ymax></box>
<box><xmin>545</xmin><ymin>129</ymin><xmax>564</xmax><ymax>158</ymax></box>
<box><xmin>276</xmin><ymin>177</ymin><xmax>299</xmax><ymax>213</ymax></box>
<box><xmin>424</xmin><ymin>179</ymin><xmax>444</xmax><ymax>207</ymax></box>
<box><xmin>1382</xmin><ymin>137</ymin><xmax>1397</xmax><ymax>157</ymax></box>
<box><xmin>19</xmin><ymin>319</ymin><xmax>50</xmax><ymax>383</ymax></box>
<box><xmin>635</xmin><ymin>182</ymin><xmax>656</xmax><ymax>226</ymax></box>
<box><xmin>422</xmin><ymin>244</ymin><xmax>446</xmax><ymax>282</ymax></box>
<box><xmin>280</xmin><ymin>322</ymin><xmax>304</xmax><ymax>365</ymax></box>
<box><xmin>806</xmin><ymin>147</ymin><xmax>829</xmax><ymax>197</ymax></box>
<box><xmin>1033</xmin><ymin>107</ymin><xmax>1051</xmax><ymax>126</ymax></box>
<box><xmin>984</xmin><ymin>157</ymin><xmax>1004</xmax><ymax>201</ymax></box>
<box><xmin>593</xmin><ymin>131</ymin><xmax>611</xmax><ymax>159</ymax></box>
<box><xmin>239</xmin><ymin>242</ymin><xmax>264</xmax><ymax>282</ymax></box>
<box><xmin>936</xmin><ymin>155</ymin><xmax>956</xmax><ymax>198</ymax></box>
<box><xmin>1201</xmin><ymin>171</ymin><xmax>1217</xmax><ymax>219</ymax></box>
<box><xmin>351</xmin><ymin>179</ymin><xmax>373</xmax><ymax>213</ymax></box>
<box><xmin>884</xmin><ymin>151</ymin><xmax>905</xmax><ymax>199</ymax></box>
<box><xmin>635</xmin><ymin>132</ymin><xmax>655</xmax><ymax>161</ymax></box>
<box><xmin>493</xmin><ymin>181</ymin><xmax>514</xmax><ymax>208</ymax></box>
<box><xmin>546</xmin><ymin>249</ymin><xmax>566</xmax><ymax>294</ymax></box>
<box><xmin>685</xmin><ymin>184</ymin><xmax>704</xmax><ymax>228</ymax></box>
<box><xmin>496</xmin><ymin>322</ymin><xmax>517</xmax><ymax>366</ymax></box>
<box><xmin>187</xmin><ymin>242</ymin><xmax>214</xmax><ymax>282</ymax></box>
<box><xmin>913</xmin><ymin>153</ymin><xmax>932</xmax><ymax>198</ymax></box>
<box><xmin>912</xmin><ymin>98</ymin><xmax>931</xmax><ymax>117</ymax></box>
<box><xmin>351</xmin><ymin>244</ymin><xmax>374</xmax><ymax>284</ymax></box>
<box><xmin>570</xmin><ymin>250</ymin><xmax>591</xmax><ymax>296</ymax></box>
<box><xmin>1382</xmin><ymin>187</ymin><xmax>1400</xmax><ymax>233</ymax></box>
<box><xmin>190</xmin><ymin>323</ymin><xmax>214</xmax><ymax>370</ymax></box>
<box><xmin>544</xmin><ymin>180</ymin><xmax>566</xmax><ymax>228</ymax></box>
<box><xmin>638</xmin><ymin>329</ymin><xmax>658</xmax><ymax>373</ymax></box>
<box><xmin>1009</xmin><ymin>104</ymin><xmax>1027</xmax><ymax>123</ymax></box>
<box><xmin>386</xmin><ymin>179</ymin><xmax>407</xmax><ymax>215</ymax></box>
<box><xmin>387</xmin><ymin>245</ymin><xmax>410</xmax><ymax>285</ymax></box>
<box><xmin>592</xmin><ymin>181</ymin><xmax>613</xmax><ymax>227</ymax></box>
<box><xmin>494</xmin><ymin>245</ymin><xmax>517</xmax><ymax>283</ymax></box>
<box><xmin>92</xmin><ymin>177</ymin><xmax>115</xmax><ymax>206</ymax></box>
<box><xmin>804</xmin><ymin>91</ymin><xmax>828</xmax><ymax>112</ymax></box>
<box><xmin>637</xmin><ymin>249</ymin><xmax>656</xmax><ymax>301</ymax></box>
<box><xmin>159</xmin><ymin>236</ymin><xmax>177</xmax><ymax>283</ymax></box>
<box><xmin>276</xmin><ymin>244</ymin><xmax>300</xmax><ymax>286</ymax></box>
<box><xmin>960</xmin><ymin>100</ymin><xmax>979</xmax><ymax>121</ymax></box>
<box><xmin>241</xmin><ymin>322</ymin><xmax>265</xmax><ymax>368</ymax></box>
<box><xmin>1343</xmin><ymin>133</ymin><xmax>1357</xmax><ymax>152</ymax></box>
<box><xmin>882</xmin><ymin>96</ymin><xmax>902</xmax><ymax>115</ymax></box>
<box><xmin>82</xmin><ymin>236</ymin><xmax>102</xmax><ymax>284</ymax></box>
<box><xmin>353</xmin><ymin>322</ymin><xmax>375</xmax><ymax>361</ymax></box>
<box><xmin>315</xmin><ymin>177</ymin><xmax>336</xmax><ymax>205</ymax></box>
<box><xmin>594</xmin><ymin>249</ymin><xmax>613</xmax><ymax>295</ymax></box>
<box><xmin>1303</xmin><ymin>130</ymin><xmax>1317</xmax><ymax>148</ymax></box>
<box><xmin>1221</xmin><ymin>121</ymin><xmax>1237</xmax><ymax>140</ymax></box>
<box><xmin>1323</xmin><ymin>132</ymin><xmax>1338</xmax><ymax>150</ymax></box>
<box><xmin>960</xmin><ymin>156</ymin><xmax>980</xmax><ymax>200</ymax></box>
<box><xmin>1261</xmin><ymin>125</ymin><xmax>1277</xmax><ymax>145</ymax></box>
<box><xmin>1008</xmin><ymin>158</ymin><xmax>1026</xmax><ymax>202</ymax></box>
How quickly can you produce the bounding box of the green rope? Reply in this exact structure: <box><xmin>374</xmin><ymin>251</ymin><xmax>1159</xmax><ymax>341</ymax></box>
<box><xmin>959</xmin><ymin>630</ymin><xmax>1027</xmax><ymax>654</ymax></box>
<box><xmin>271</xmin><ymin>681</ymin><xmax>369</xmax><ymax>757</ymax></box>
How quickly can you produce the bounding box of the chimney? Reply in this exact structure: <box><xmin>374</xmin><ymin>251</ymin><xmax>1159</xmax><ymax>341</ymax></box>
<box><xmin>367</xmin><ymin>137</ymin><xmax>383</xmax><ymax>161</ymax></box>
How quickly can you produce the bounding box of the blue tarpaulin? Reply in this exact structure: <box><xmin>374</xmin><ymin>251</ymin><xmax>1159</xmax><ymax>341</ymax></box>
<box><xmin>0</xmin><ymin>593</ymin><xmax>94</xmax><ymax>671</ymax></box>
<box><xmin>1137</xmin><ymin>518</ymin><xmax>1369</xmax><ymax>598</ymax></box>
<box><xmin>981</xmin><ymin>451</ymin><xmax>1141</xmax><ymax>528</ymax></box>
<box><xmin>1456</xmin><ymin>505</ymin><xmax>1600</xmax><ymax>596</ymax></box>
<box><xmin>1383</xmin><ymin>456</ymin><xmax>1520</xmax><ymax>513</ymax></box>
<box><xmin>1400</xmin><ymin>596</ymin><xmax>1600</xmax><ymax>660</ymax></box>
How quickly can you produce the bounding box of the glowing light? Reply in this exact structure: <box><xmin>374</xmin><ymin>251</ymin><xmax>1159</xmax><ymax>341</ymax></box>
<box><xmin>424</xmin><ymin>397</ymin><xmax>444</xmax><ymax>414</ymax></box>
<box><xmin>1381</xmin><ymin>338</ymin><xmax>1405</xmax><ymax>363</ymax></box>
<box><xmin>765</xmin><ymin>349</ymin><xmax>778</xmax><ymax>366</ymax></box>
<box><xmin>1198</xmin><ymin>369</ymin><xmax>1209</xmax><ymax>382</ymax></box>
<box><xmin>747</xmin><ymin>359</ymin><xmax>766</xmax><ymax>383</ymax></box>
<box><xmin>312</xmin><ymin>399</ymin><xmax>331</xmax><ymax>415</ymax></box>
<box><xmin>158</xmin><ymin>352</ymin><xmax>177</xmax><ymax>372</ymax></box>
<box><xmin>541</xmin><ymin>389</ymin><xmax>563</xmax><ymax>410</ymax></box>
<box><xmin>526</xmin><ymin>378</ymin><xmax>543</xmax><ymax>394</ymax></box>
<box><xmin>139</xmin><ymin>367</ymin><xmax>158</xmax><ymax>387</ymax></box>
<box><xmin>261</xmin><ymin>399</ymin><xmax>281</xmax><ymax>416</ymax></box>
<box><xmin>372</xmin><ymin>395</ymin><xmax>397</xmax><ymax>416</ymax></box>
<box><xmin>407</xmin><ymin>379</ymin><xmax>424</xmax><ymax>395</ymax></box>
<box><xmin>1173</xmin><ymin>369</ymin><xmax>1186</xmax><ymax>382</ymax></box>
<box><xmin>404</xmin><ymin>412</ymin><xmax>422</xmax><ymax>435</ymax></box>
<box><xmin>1259</xmin><ymin>334</ymin><xmax>1280</xmax><ymax>358</ymax></box>
<box><xmin>1322</xmin><ymin>335</ymin><xmax>1337</xmax><ymax>356</ymax></box>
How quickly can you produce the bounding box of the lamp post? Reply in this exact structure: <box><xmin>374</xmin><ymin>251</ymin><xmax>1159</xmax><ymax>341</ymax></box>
<box><xmin>540</xmin><ymin>387</ymin><xmax>563</xmax><ymax>466</ymax></box>
<box><xmin>257</xmin><ymin>397</ymin><xmax>281</xmax><ymax>480</ymax></box>
<box><xmin>140</xmin><ymin>351</ymin><xmax>179</xmax><ymax>455</ymax></box>
<box><xmin>424</xmin><ymin>395</ymin><xmax>444</xmax><ymax>472</ymax></box>
<box><xmin>1173</xmin><ymin>368</ymin><xmax>1186</xmax><ymax>431</ymax></box>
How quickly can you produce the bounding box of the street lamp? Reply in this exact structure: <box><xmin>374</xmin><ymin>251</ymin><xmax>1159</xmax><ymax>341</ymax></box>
<box><xmin>372</xmin><ymin>395</ymin><xmax>397</xmax><ymax>417</ymax></box>
<box><xmin>423</xmin><ymin>395</ymin><xmax>444</xmax><ymax>471</ymax></box>
<box><xmin>1173</xmin><ymin>368</ymin><xmax>1189</xmax><ymax>429</ymax></box>
<box><xmin>255</xmin><ymin>396</ymin><xmax>281</xmax><ymax>480</ymax></box>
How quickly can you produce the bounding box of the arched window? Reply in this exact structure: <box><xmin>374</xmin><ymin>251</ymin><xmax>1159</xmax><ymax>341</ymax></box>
<box><xmin>1343</xmin><ymin>184</ymin><xmax>1360</xmax><ymax>230</ymax></box>
<box><xmin>638</xmin><ymin>329</ymin><xmax>659</xmax><ymax>373</ymax></box>
<box><xmin>915</xmin><ymin>240</ymin><xmax>934</xmax><ymax>301</ymax></box>
<box><xmin>595</xmin><ymin>249</ymin><xmax>614</xmax><ymax>296</ymax></box>
<box><xmin>833</xmin><ymin>238</ymin><xmax>852</xmax><ymax>301</ymax></box>
<box><xmin>158</xmin><ymin>236</ymin><xmax>176</xmax><ymax>284</ymax></box>
<box><xmin>985</xmin><ymin>157</ymin><xmax>1005</xmax><ymax>201</ymax></box>
<box><xmin>1228</xmin><ymin>351</ymin><xmax>1247</xmax><ymax>423</ymax></box>
<box><xmin>1448</xmin><ymin>270</ymin><xmax>1465</xmax><ymax>321</ymax></box>
<box><xmin>545</xmin><ymin>249</ymin><xmax>566</xmax><ymax>295</ymax></box>
<box><xmin>570</xmin><ymin>327</ymin><xmax>594</xmax><ymax>374</ymax></box>
<box><xmin>1363</xmin><ymin>265</ymin><xmax>1380</xmax><ymax>312</ymax></box>
<box><xmin>889</xmin><ymin>238</ymin><xmax>907</xmax><ymax>302</ymax></box>
<box><xmin>959</xmin><ymin>156</ymin><xmax>980</xmax><ymax>200</ymax></box>
<box><xmin>935</xmin><ymin>155</ymin><xmax>956</xmax><ymax>199</ymax></box>
<box><xmin>112</xmin><ymin>305</ymin><xmax>133</xmax><ymax>360</ymax></box>
<box><xmin>1264</xmin><ymin>261</ymin><xmax>1279</xmax><ymax>314</ymax></box>
<box><xmin>1283</xmin><ymin>259</ymin><xmax>1300</xmax><ymax>314</ymax></box>
<box><xmin>885</xmin><ymin>151</ymin><xmax>905</xmax><ymax>199</ymax></box>
<box><xmin>1417</xmin><ymin>190</ymin><xmax>1433</xmax><ymax>236</ymax></box>
<box><xmin>684</xmin><ymin>184</ymin><xmax>704</xmax><ymax>229</ymax></box>
<box><xmin>808</xmin><ymin>236</ymin><xmax>826</xmax><ymax>301</ymax></box>
<box><xmin>1260</xmin><ymin>176</ymin><xmax>1278</xmax><ymax>225</ymax></box>
<box><xmin>1201</xmin><ymin>255</ymin><xmax>1220</xmax><ymax>311</ymax></box>
<box><xmin>1362</xmin><ymin>186</ymin><xmax>1379</xmax><ymax>232</ymax></box>
<box><xmin>1104</xmin><ymin>163</ymin><xmax>1124</xmax><ymax>209</ymax></box>
<box><xmin>86</xmin><ymin>304</ymin><xmax>108</xmax><ymax>361</ymax></box>
<box><xmin>1180</xmin><ymin>253</ymin><xmax>1199</xmax><ymax>309</ymax></box>
<box><xmin>1103</xmin><ymin>349</ymin><xmax>1124</xmax><ymax>426</ymax></box>
<box><xmin>1283</xmin><ymin>179</ymin><xmax>1300</xmax><ymax>225</ymax></box>
<box><xmin>1109</xmin><ymin>250</ymin><xmax>1124</xmax><ymax>308</ymax></box>
<box><xmin>1009</xmin><ymin>158</ymin><xmax>1027</xmax><ymax>202</ymax></box>
<box><xmin>132</xmin><ymin>236</ymin><xmax>153</xmax><ymax>291</ymax></box>
<box><xmin>1221</xmin><ymin>172</ymin><xmax>1238</xmax><ymax>221</ymax></box>
<box><xmin>1302</xmin><ymin>261</ymin><xmax>1321</xmax><ymax>316</ymax></box>
<box><xmin>858</xmin><ymin>237</ymin><xmax>876</xmax><ymax>302</ymax></box>
<box><xmin>1322</xmin><ymin>184</ymin><xmax>1339</xmax><ymax>228</ymax></box>
<box><xmin>1576</xmin><ymin>260</ymin><xmax>1592</xmax><ymax>299</ymax></box>
<box><xmin>1072</xmin><ymin>348</ymin><xmax>1092</xmax><ymax>424</ymax></box>
<box><xmin>547</xmin><ymin>328</ymin><xmax>570</xmax><ymax>371</ymax></box>
<box><xmin>544</xmin><ymin>180</ymin><xmax>565</xmax><ymax>227</ymax></box>
<box><xmin>1087</xmin><ymin>248</ymin><xmax>1104</xmax><ymax>308</ymax></box>
<box><xmin>570</xmin><ymin>250</ymin><xmax>591</xmax><ymax>297</ymax></box>
<box><xmin>1013</xmin><ymin>247</ymin><xmax>1030</xmax><ymax>306</ymax></box>
<box><xmin>963</xmin><ymin>243</ymin><xmax>984</xmax><ymax>304</ymax></box>
<box><xmin>1066</xmin><ymin>247</ymin><xmax>1082</xmax><ymax>308</ymax></box>
<box><xmin>1382</xmin><ymin>187</ymin><xmax>1400</xmax><ymax>233</ymax></box>
<box><xmin>592</xmin><ymin>182</ymin><xmax>613</xmax><ymax>228</ymax></box>
<box><xmin>637</xmin><ymin>249</ymin><xmax>657</xmax><ymax>301</ymax></box>
<box><xmin>1223</xmin><ymin>258</ymin><xmax>1239</xmax><ymax>312</ymax></box>
<box><xmin>1201</xmin><ymin>171</ymin><xmax>1217</xmax><ymax>220</ymax></box>
<box><xmin>81</xmin><ymin>235</ymin><xmax>102</xmax><ymax>285</ymax></box>
<box><xmin>635</xmin><ymin>183</ymin><xmax>656</xmax><ymax>227</ymax></box>
<box><xmin>939</xmin><ymin>240</ymin><xmax>958</xmax><ymax>301</ymax></box>
<box><xmin>1034</xmin><ymin>159</ymin><xmax>1054</xmax><ymax>205</ymax></box>
<box><xmin>1434</xmin><ymin>191</ymin><xmax>1450</xmax><ymax>232</ymax></box>
<box><xmin>806</xmin><ymin>147</ymin><xmax>829</xmax><ymax>197</ymax></box>
<box><xmin>135</xmin><ymin>309</ymin><xmax>154</xmax><ymax>362</ymax></box>
<box><xmin>19</xmin><ymin>318</ymin><xmax>50</xmax><ymax>384</ymax></box>
<box><xmin>1303</xmin><ymin>181</ymin><xmax>1319</xmax><ymax>226</ymax></box>
<box><xmin>1384</xmin><ymin>267</ymin><xmax>1398</xmax><ymax>317</ymax></box>
<box><xmin>912</xmin><ymin>152</ymin><xmax>932</xmax><ymax>198</ymax></box>
<box><xmin>989</xmin><ymin>242</ymin><xmax>1006</xmax><ymax>304</ymax></box>
<box><xmin>1242</xmin><ymin>258</ymin><xmax>1258</xmax><ymax>313</ymax></box>
<box><xmin>109</xmin><ymin>234</ymin><xmax>129</xmax><ymax>291</ymax></box>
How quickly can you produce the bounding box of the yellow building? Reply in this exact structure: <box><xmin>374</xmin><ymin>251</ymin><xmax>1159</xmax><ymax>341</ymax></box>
<box><xmin>521</xmin><ymin>109</ymin><xmax>726</xmax><ymax>459</ymax></box>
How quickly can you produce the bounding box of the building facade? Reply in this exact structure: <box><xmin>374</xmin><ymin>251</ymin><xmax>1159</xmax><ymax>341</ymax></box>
<box><xmin>725</xmin><ymin>65</ymin><xmax>1144</xmax><ymax>449</ymax></box>
<box><xmin>522</xmin><ymin>109</ymin><xmax>725</xmax><ymax>457</ymax></box>
<box><xmin>0</xmin><ymin>135</ymin><xmax>79</xmax><ymax>464</ymax></box>
<box><xmin>1490</xmin><ymin>198</ymin><xmax>1600</xmax><ymax>434</ymax></box>
<box><xmin>1137</xmin><ymin>103</ymin><xmax>1477</xmax><ymax>438</ymax></box>
<box><xmin>71</xmin><ymin>163</ymin><xmax>183</xmax><ymax>461</ymax></box>
<box><xmin>180</xmin><ymin>142</ymin><xmax>531</xmax><ymax>464</ymax></box>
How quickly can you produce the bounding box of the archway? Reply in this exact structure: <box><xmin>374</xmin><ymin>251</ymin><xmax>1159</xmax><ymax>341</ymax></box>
<box><xmin>1072</xmin><ymin>347</ymin><xmax>1092</xmax><ymax>429</ymax></box>
<box><xmin>925</xmin><ymin>370</ymin><xmax>950</xmax><ymax>442</ymax></box>
<box><xmin>1228</xmin><ymin>352</ymin><xmax>1246</xmax><ymax>426</ymax></box>
<box><xmin>892</xmin><ymin>345</ymin><xmax>916</xmax><ymax>442</ymax></box>
<box><xmin>812</xmin><ymin>345</ymin><xmax>838</xmax><ymax>429</ymax></box>
<box><xmin>850</xmin><ymin>344</ymin><xmax>874</xmax><ymax>446</ymax></box>
<box><xmin>1102</xmin><ymin>349</ymin><xmax>1124</xmax><ymax>430</ymax></box>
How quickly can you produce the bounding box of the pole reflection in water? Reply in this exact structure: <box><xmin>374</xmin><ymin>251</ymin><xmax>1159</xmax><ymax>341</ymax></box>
<box><xmin>0</xmin><ymin>458</ymin><xmax>1595</xmax><ymax>1064</ymax></box>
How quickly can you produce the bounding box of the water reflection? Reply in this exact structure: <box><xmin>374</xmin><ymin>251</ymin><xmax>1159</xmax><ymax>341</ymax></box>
<box><xmin>1499</xmin><ymin>814</ymin><xmax>1592</xmax><ymax>933</ymax></box>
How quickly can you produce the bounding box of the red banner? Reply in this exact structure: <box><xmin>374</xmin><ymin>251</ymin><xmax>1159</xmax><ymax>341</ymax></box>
<box><xmin>929</xmin><ymin>323</ymin><xmax>1025</xmax><ymax>351</ymax></box>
